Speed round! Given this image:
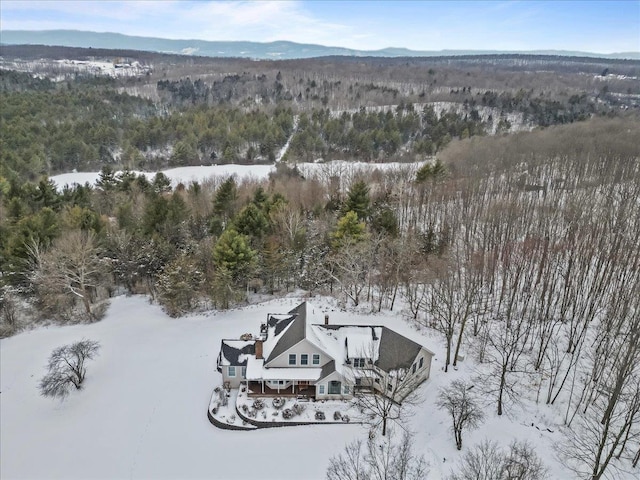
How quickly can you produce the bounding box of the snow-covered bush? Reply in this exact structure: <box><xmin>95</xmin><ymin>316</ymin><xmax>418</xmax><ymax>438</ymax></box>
<box><xmin>334</xmin><ymin>411</ymin><xmax>343</xmax><ymax>421</ymax></box>
<box><xmin>315</xmin><ymin>411</ymin><xmax>326</xmax><ymax>421</ymax></box>
<box><xmin>282</xmin><ymin>408</ymin><xmax>294</xmax><ymax>419</ymax></box>
<box><xmin>272</xmin><ymin>397</ymin><xmax>285</xmax><ymax>409</ymax></box>
<box><xmin>292</xmin><ymin>403</ymin><xmax>305</xmax><ymax>416</ymax></box>
<box><xmin>252</xmin><ymin>398</ymin><xmax>265</xmax><ymax>410</ymax></box>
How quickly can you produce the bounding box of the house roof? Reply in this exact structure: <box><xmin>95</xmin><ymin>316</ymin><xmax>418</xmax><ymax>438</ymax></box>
<box><xmin>218</xmin><ymin>301</ymin><xmax>433</xmax><ymax>383</ymax></box>
<box><xmin>318</xmin><ymin>359</ymin><xmax>336</xmax><ymax>381</ymax></box>
<box><xmin>219</xmin><ymin>340</ymin><xmax>255</xmax><ymax>366</ymax></box>
<box><xmin>376</xmin><ymin>327</ymin><xmax>424</xmax><ymax>371</ymax></box>
<box><xmin>313</xmin><ymin>324</ymin><xmax>431</xmax><ymax>374</ymax></box>
<box><xmin>264</xmin><ymin>302</ymin><xmax>308</xmax><ymax>364</ymax></box>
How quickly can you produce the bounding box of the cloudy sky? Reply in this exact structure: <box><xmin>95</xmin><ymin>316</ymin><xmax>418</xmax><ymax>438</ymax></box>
<box><xmin>1</xmin><ymin>0</ymin><xmax>638</xmax><ymax>53</ymax></box>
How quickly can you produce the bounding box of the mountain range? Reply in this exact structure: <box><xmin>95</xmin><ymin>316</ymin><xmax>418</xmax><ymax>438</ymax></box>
<box><xmin>2</xmin><ymin>30</ymin><xmax>638</xmax><ymax>60</ymax></box>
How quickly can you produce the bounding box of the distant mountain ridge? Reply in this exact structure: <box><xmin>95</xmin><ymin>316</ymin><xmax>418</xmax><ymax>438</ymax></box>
<box><xmin>2</xmin><ymin>30</ymin><xmax>638</xmax><ymax>60</ymax></box>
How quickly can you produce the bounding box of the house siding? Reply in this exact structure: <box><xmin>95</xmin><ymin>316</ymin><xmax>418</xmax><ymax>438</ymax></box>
<box><xmin>222</xmin><ymin>365</ymin><xmax>245</xmax><ymax>388</ymax></box>
<box><xmin>315</xmin><ymin>370</ymin><xmax>353</xmax><ymax>400</ymax></box>
<box><xmin>265</xmin><ymin>339</ymin><xmax>331</xmax><ymax>369</ymax></box>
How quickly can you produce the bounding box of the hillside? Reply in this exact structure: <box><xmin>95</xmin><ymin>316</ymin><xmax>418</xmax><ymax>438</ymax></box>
<box><xmin>3</xmin><ymin>29</ymin><xmax>639</xmax><ymax>60</ymax></box>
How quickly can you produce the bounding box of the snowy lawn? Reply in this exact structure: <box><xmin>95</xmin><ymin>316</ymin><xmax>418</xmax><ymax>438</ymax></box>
<box><xmin>2</xmin><ymin>295</ymin><xmax>582</xmax><ymax>479</ymax></box>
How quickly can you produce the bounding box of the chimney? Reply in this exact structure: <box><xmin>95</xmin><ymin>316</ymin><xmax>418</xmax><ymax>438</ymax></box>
<box><xmin>255</xmin><ymin>340</ymin><xmax>263</xmax><ymax>360</ymax></box>
<box><xmin>324</xmin><ymin>314</ymin><xmax>330</xmax><ymax>325</ymax></box>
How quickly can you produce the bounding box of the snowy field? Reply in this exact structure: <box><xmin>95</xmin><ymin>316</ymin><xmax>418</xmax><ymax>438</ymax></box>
<box><xmin>2</xmin><ymin>295</ymin><xmax>580</xmax><ymax>479</ymax></box>
<box><xmin>50</xmin><ymin>161</ymin><xmax>422</xmax><ymax>191</ymax></box>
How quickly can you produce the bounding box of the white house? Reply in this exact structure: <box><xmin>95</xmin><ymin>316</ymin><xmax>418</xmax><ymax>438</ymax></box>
<box><xmin>217</xmin><ymin>302</ymin><xmax>433</xmax><ymax>402</ymax></box>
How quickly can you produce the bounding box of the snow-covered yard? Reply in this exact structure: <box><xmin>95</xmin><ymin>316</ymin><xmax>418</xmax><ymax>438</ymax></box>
<box><xmin>0</xmin><ymin>295</ymin><xmax>593</xmax><ymax>479</ymax></box>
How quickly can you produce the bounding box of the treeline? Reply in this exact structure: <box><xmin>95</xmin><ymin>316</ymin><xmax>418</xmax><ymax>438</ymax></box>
<box><xmin>288</xmin><ymin>104</ymin><xmax>485</xmax><ymax>161</ymax></box>
<box><xmin>0</xmin><ymin>73</ymin><xmax>294</xmax><ymax>181</ymax></box>
<box><xmin>1</xmin><ymin>118</ymin><xmax>640</xmax><ymax>479</ymax></box>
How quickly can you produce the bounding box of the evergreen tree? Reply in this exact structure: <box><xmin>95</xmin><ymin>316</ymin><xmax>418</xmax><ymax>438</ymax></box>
<box><xmin>331</xmin><ymin>211</ymin><xmax>367</xmax><ymax>249</ymax></box>
<box><xmin>342</xmin><ymin>180</ymin><xmax>371</xmax><ymax>221</ymax></box>
<box><xmin>212</xmin><ymin>228</ymin><xmax>256</xmax><ymax>288</ymax></box>
<box><xmin>211</xmin><ymin>177</ymin><xmax>237</xmax><ymax>231</ymax></box>
<box><xmin>156</xmin><ymin>254</ymin><xmax>204</xmax><ymax>317</ymax></box>
<box><xmin>233</xmin><ymin>203</ymin><xmax>269</xmax><ymax>245</ymax></box>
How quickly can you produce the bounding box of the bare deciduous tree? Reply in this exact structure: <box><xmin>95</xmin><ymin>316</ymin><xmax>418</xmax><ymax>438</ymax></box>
<box><xmin>39</xmin><ymin>339</ymin><xmax>101</xmax><ymax>400</ymax></box>
<box><xmin>437</xmin><ymin>380</ymin><xmax>485</xmax><ymax>450</ymax></box>
<box><xmin>30</xmin><ymin>230</ymin><xmax>109</xmax><ymax>321</ymax></box>
<box><xmin>327</xmin><ymin>428</ymin><xmax>428</xmax><ymax>480</ymax></box>
<box><xmin>449</xmin><ymin>439</ymin><xmax>548</xmax><ymax>480</ymax></box>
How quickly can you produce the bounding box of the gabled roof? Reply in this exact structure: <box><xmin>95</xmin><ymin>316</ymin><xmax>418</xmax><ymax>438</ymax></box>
<box><xmin>219</xmin><ymin>340</ymin><xmax>255</xmax><ymax>366</ymax></box>
<box><xmin>375</xmin><ymin>327</ymin><xmax>424</xmax><ymax>371</ymax></box>
<box><xmin>264</xmin><ymin>302</ymin><xmax>307</xmax><ymax>364</ymax></box>
<box><xmin>318</xmin><ymin>359</ymin><xmax>336</xmax><ymax>381</ymax></box>
<box><xmin>312</xmin><ymin>324</ymin><xmax>431</xmax><ymax>374</ymax></box>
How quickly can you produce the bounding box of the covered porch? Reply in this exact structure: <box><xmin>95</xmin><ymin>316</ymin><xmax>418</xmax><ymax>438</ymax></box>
<box><xmin>246</xmin><ymin>380</ymin><xmax>316</xmax><ymax>398</ymax></box>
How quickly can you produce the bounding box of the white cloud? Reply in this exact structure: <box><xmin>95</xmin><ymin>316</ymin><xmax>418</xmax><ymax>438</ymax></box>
<box><xmin>0</xmin><ymin>0</ymin><xmax>388</xmax><ymax>50</ymax></box>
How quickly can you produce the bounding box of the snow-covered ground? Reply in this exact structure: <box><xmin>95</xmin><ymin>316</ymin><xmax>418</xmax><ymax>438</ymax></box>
<box><xmin>1</xmin><ymin>295</ymin><xmax>582</xmax><ymax>479</ymax></box>
<box><xmin>49</xmin><ymin>161</ymin><xmax>422</xmax><ymax>191</ymax></box>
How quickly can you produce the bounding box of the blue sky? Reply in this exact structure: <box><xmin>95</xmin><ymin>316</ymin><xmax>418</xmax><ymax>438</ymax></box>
<box><xmin>1</xmin><ymin>1</ymin><xmax>639</xmax><ymax>53</ymax></box>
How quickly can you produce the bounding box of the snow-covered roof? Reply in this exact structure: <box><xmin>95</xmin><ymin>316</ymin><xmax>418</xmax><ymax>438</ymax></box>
<box><xmin>218</xmin><ymin>301</ymin><xmax>432</xmax><ymax>381</ymax></box>
<box><xmin>218</xmin><ymin>340</ymin><xmax>255</xmax><ymax>366</ymax></box>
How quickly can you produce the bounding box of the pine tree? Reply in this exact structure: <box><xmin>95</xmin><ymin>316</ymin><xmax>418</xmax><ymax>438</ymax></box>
<box><xmin>212</xmin><ymin>228</ymin><xmax>256</xmax><ymax>288</ymax></box>
<box><xmin>342</xmin><ymin>180</ymin><xmax>371</xmax><ymax>220</ymax></box>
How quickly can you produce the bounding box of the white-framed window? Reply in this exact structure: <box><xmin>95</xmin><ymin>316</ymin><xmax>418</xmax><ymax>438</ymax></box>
<box><xmin>343</xmin><ymin>385</ymin><xmax>350</xmax><ymax>394</ymax></box>
<box><xmin>412</xmin><ymin>363</ymin><xmax>416</xmax><ymax>374</ymax></box>
<box><xmin>328</xmin><ymin>381</ymin><xmax>342</xmax><ymax>395</ymax></box>
<box><xmin>301</xmin><ymin>354</ymin><xmax>308</xmax><ymax>365</ymax></box>
<box><xmin>228</xmin><ymin>366</ymin><xmax>236</xmax><ymax>377</ymax></box>
<box><xmin>288</xmin><ymin>354</ymin><xmax>296</xmax><ymax>365</ymax></box>
<box><xmin>353</xmin><ymin>358</ymin><xmax>366</xmax><ymax>368</ymax></box>
<box><xmin>419</xmin><ymin>357</ymin><xmax>424</xmax><ymax>369</ymax></box>
<box><xmin>319</xmin><ymin>384</ymin><xmax>325</xmax><ymax>394</ymax></box>
<box><xmin>312</xmin><ymin>354</ymin><xmax>320</xmax><ymax>365</ymax></box>
<box><xmin>241</xmin><ymin>366</ymin><xmax>246</xmax><ymax>377</ymax></box>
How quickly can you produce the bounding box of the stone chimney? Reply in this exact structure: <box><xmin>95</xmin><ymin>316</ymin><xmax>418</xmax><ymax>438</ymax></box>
<box><xmin>324</xmin><ymin>314</ymin><xmax>330</xmax><ymax>325</ymax></box>
<box><xmin>255</xmin><ymin>340</ymin><xmax>263</xmax><ymax>360</ymax></box>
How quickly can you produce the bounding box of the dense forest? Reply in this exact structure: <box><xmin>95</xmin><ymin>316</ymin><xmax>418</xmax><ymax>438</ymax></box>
<box><xmin>1</xmin><ymin>45</ymin><xmax>640</xmax><ymax>478</ymax></box>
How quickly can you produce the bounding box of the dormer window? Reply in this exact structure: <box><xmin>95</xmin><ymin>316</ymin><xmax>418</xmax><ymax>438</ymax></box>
<box><xmin>353</xmin><ymin>358</ymin><xmax>366</xmax><ymax>368</ymax></box>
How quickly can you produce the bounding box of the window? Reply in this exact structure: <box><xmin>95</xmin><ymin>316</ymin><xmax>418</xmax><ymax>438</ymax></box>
<box><xmin>319</xmin><ymin>385</ymin><xmax>325</xmax><ymax>394</ymax></box>
<box><xmin>328</xmin><ymin>380</ymin><xmax>342</xmax><ymax>395</ymax></box>
<box><xmin>312</xmin><ymin>354</ymin><xmax>320</xmax><ymax>365</ymax></box>
<box><xmin>301</xmin><ymin>354</ymin><xmax>308</xmax><ymax>365</ymax></box>
<box><xmin>387</xmin><ymin>383</ymin><xmax>393</xmax><ymax>392</ymax></box>
<box><xmin>288</xmin><ymin>354</ymin><xmax>296</xmax><ymax>365</ymax></box>
<box><xmin>228</xmin><ymin>366</ymin><xmax>236</xmax><ymax>377</ymax></box>
<box><xmin>419</xmin><ymin>357</ymin><xmax>424</xmax><ymax>369</ymax></box>
<box><xmin>241</xmin><ymin>366</ymin><xmax>246</xmax><ymax>377</ymax></box>
<box><xmin>412</xmin><ymin>363</ymin><xmax>416</xmax><ymax>374</ymax></box>
<box><xmin>343</xmin><ymin>385</ymin><xmax>350</xmax><ymax>394</ymax></box>
<box><xmin>374</xmin><ymin>378</ymin><xmax>380</xmax><ymax>384</ymax></box>
<box><xmin>355</xmin><ymin>377</ymin><xmax>362</xmax><ymax>386</ymax></box>
<box><xmin>353</xmin><ymin>358</ymin><xmax>365</xmax><ymax>368</ymax></box>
